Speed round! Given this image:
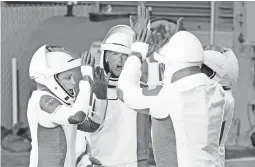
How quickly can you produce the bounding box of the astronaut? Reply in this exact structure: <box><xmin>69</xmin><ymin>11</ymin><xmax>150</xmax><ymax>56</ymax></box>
<box><xmin>117</xmin><ymin>16</ymin><xmax>227</xmax><ymax>166</ymax></box>
<box><xmin>76</xmin><ymin>24</ymin><xmax>150</xmax><ymax>167</ymax></box>
<box><xmin>27</xmin><ymin>45</ymin><xmax>109</xmax><ymax>167</ymax></box>
<box><xmin>144</xmin><ymin>18</ymin><xmax>185</xmax><ymax>167</ymax></box>
<box><xmin>202</xmin><ymin>45</ymin><xmax>239</xmax><ymax>167</ymax></box>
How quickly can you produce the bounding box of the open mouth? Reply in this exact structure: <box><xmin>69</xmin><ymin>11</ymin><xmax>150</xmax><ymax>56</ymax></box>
<box><xmin>116</xmin><ymin>65</ymin><xmax>123</xmax><ymax>70</ymax></box>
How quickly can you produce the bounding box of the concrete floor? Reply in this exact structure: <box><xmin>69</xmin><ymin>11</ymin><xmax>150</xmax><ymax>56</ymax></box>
<box><xmin>2</xmin><ymin>150</ymin><xmax>255</xmax><ymax>167</ymax></box>
<box><xmin>226</xmin><ymin>158</ymin><xmax>255</xmax><ymax>167</ymax></box>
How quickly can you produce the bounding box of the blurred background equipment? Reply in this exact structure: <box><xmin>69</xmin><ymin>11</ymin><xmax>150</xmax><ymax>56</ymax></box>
<box><xmin>1</xmin><ymin>122</ymin><xmax>31</xmax><ymax>153</ymax></box>
<box><xmin>11</xmin><ymin>58</ymin><xmax>18</xmax><ymax>126</ymax></box>
<box><xmin>234</xmin><ymin>1</ymin><xmax>255</xmax><ymax>148</ymax></box>
<box><xmin>247</xmin><ymin>100</ymin><xmax>255</xmax><ymax>147</ymax></box>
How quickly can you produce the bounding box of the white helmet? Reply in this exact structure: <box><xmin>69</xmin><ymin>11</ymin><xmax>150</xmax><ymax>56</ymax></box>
<box><xmin>154</xmin><ymin>31</ymin><xmax>204</xmax><ymax>83</ymax></box>
<box><xmin>100</xmin><ymin>25</ymin><xmax>135</xmax><ymax>86</ymax></box>
<box><xmin>29</xmin><ymin>45</ymin><xmax>81</xmax><ymax>104</ymax></box>
<box><xmin>203</xmin><ymin>45</ymin><xmax>239</xmax><ymax>88</ymax></box>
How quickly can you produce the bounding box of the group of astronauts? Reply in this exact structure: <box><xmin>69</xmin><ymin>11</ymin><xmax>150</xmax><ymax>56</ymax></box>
<box><xmin>27</xmin><ymin>3</ymin><xmax>239</xmax><ymax>167</ymax></box>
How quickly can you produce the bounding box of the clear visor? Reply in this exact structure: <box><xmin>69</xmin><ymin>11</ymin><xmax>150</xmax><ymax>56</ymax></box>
<box><xmin>203</xmin><ymin>45</ymin><xmax>229</xmax><ymax>54</ymax></box>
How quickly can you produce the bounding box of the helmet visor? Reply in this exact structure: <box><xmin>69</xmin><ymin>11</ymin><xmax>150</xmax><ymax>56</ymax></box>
<box><xmin>203</xmin><ymin>45</ymin><xmax>229</xmax><ymax>54</ymax></box>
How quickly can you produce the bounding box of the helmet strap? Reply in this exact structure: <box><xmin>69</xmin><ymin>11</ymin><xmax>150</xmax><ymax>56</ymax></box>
<box><xmin>171</xmin><ymin>66</ymin><xmax>201</xmax><ymax>83</ymax></box>
<box><xmin>54</xmin><ymin>74</ymin><xmax>75</xmax><ymax>98</ymax></box>
<box><xmin>222</xmin><ymin>86</ymin><xmax>231</xmax><ymax>91</ymax></box>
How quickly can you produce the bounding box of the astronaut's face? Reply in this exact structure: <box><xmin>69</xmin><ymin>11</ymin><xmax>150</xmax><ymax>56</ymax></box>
<box><xmin>57</xmin><ymin>68</ymin><xmax>79</xmax><ymax>92</ymax></box>
<box><xmin>105</xmin><ymin>50</ymin><xmax>128</xmax><ymax>77</ymax></box>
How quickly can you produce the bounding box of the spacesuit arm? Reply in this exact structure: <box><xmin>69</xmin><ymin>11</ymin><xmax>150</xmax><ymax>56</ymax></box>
<box><xmin>117</xmin><ymin>56</ymin><xmax>151</xmax><ymax>110</ymax></box>
<box><xmin>219</xmin><ymin>98</ymin><xmax>235</xmax><ymax>166</ymax></box>
<box><xmin>76</xmin><ymin>98</ymin><xmax>107</xmax><ymax>132</ymax></box>
<box><xmin>118</xmin><ymin>42</ymin><xmax>156</xmax><ymax>110</ymax></box>
<box><xmin>39</xmin><ymin>65</ymin><xmax>98</xmax><ymax>126</ymax></box>
<box><xmin>39</xmin><ymin>79</ymin><xmax>92</xmax><ymax>125</ymax></box>
<box><xmin>77</xmin><ymin>66</ymin><xmax>108</xmax><ymax>132</ymax></box>
<box><xmin>132</xmin><ymin>86</ymin><xmax>163</xmax><ymax>115</ymax></box>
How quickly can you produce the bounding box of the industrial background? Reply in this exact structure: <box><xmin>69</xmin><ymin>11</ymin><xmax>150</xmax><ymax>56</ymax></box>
<box><xmin>1</xmin><ymin>1</ymin><xmax>255</xmax><ymax>167</ymax></box>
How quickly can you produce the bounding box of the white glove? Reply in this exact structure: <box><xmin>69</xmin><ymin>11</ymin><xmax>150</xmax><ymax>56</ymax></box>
<box><xmin>81</xmin><ymin>66</ymin><xmax>93</xmax><ymax>79</ymax></box>
<box><xmin>130</xmin><ymin>42</ymin><xmax>149</xmax><ymax>61</ymax></box>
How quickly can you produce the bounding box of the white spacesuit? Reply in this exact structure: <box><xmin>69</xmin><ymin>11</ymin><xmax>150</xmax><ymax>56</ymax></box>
<box><xmin>76</xmin><ymin>25</ymin><xmax>150</xmax><ymax>167</ymax></box>
<box><xmin>27</xmin><ymin>45</ymin><xmax>107</xmax><ymax>167</ymax></box>
<box><xmin>118</xmin><ymin>31</ymin><xmax>227</xmax><ymax>167</ymax></box>
<box><xmin>202</xmin><ymin>45</ymin><xmax>239</xmax><ymax>167</ymax></box>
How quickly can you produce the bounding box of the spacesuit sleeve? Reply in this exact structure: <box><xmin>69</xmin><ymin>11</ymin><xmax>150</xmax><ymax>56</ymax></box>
<box><xmin>39</xmin><ymin>79</ymin><xmax>91</xmax><ymax>125</ymax></box>
<box><xmin>77</xmin><ymin>66</ymin><xmax>108</xmax><ymax>132</ymax></box>
<box><xmin>27</xmin><ymin>98</ymin><xmax>39</xmax><ymax>167</ymax></box>
<box><xmin>77</xmin><ymin>97</ymin><xmax>107</xmax><ymax>132</ymax></box>
<box><xmin>219</xmin><ymin>98</ymin><xmax>235</xmax><ymax>166</ymax></box>
<box><xmin>132</xmin><ymin>86</ymin><xmax>163</xmax><ymax>115</ymax></box>
<box><xmin>118</xmin><ymin>55</ymin><xmax>154</xmax><ymax>110</ymax></box>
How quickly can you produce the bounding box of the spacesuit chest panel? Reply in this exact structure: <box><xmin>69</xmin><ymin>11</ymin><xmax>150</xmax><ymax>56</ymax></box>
<box><xmin>29</xmin><ymin>90</ymin><xmax>77</xmax><ymax>167</ymax></box>
<box><xmin>87</xmin><ymin>88</ymin><xmax>138</xmax><ymax>165</ymax></box>
<box><xmin>37</xmin><ymin>124</ymin><xmax>67</xmax><ymax>167</ymax></box>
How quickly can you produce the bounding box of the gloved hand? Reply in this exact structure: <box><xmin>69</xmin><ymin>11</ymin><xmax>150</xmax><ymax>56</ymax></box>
<box><xmin>77</xmin><ymin>154</ymin><xmax>102</xmax><ymax>167</ymax></box>
<box><xmin>91</xmin><ymin>67</ymin><xmax>110</xmax><ymax>100</ymax></box>
<box><xmin>130</xmin><ymin>27</ymin><xmax>152</xmax><ymax>62</ymax></box>
<box><xmin>175</xmin><ymin>17</ymin><xmax>185</xmax><ymax>33</ymax></box>
<box><xmin>129</xmin><ymin>2</ymin><xmax>151</xmax><ymax>33</ymax></box>
<box><xmin>81</xmin><ymin>51</ymin><xmax>110</xmax><ymax>100</ymax></box>
<box><xmin>81</xmin><ymin>51</ymin><xmax>94</xmax><ymax>79</ymax></box>
<box><xmin>129</xmin><ymin>2</ymin><xmax>152</xmax><ymax>62</ymax></box>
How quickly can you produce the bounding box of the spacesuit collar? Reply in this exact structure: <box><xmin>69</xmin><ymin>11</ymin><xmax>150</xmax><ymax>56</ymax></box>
<box><xmin>167</xmin><ymin>73</ymin><xmax>216</xmax><ymax>92</ymax></box>
<box><xmin>171</xmin><ymin>66</ymin><xmax>201</xmax><ymax>83</ymax></box>
<box><xmin>222</xmin><ymin>86</ymin><xmax>231</xmax><ymax>91</ymax></box>
<box><xmin>107</xmin><ymin>87</ymin><xmax>118</xmax><ymax>100</ymax></box>
<box><xmin>108</xmin><ymin>84</ymin><xmax>116</xmax><ymax>88</ymax></box>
